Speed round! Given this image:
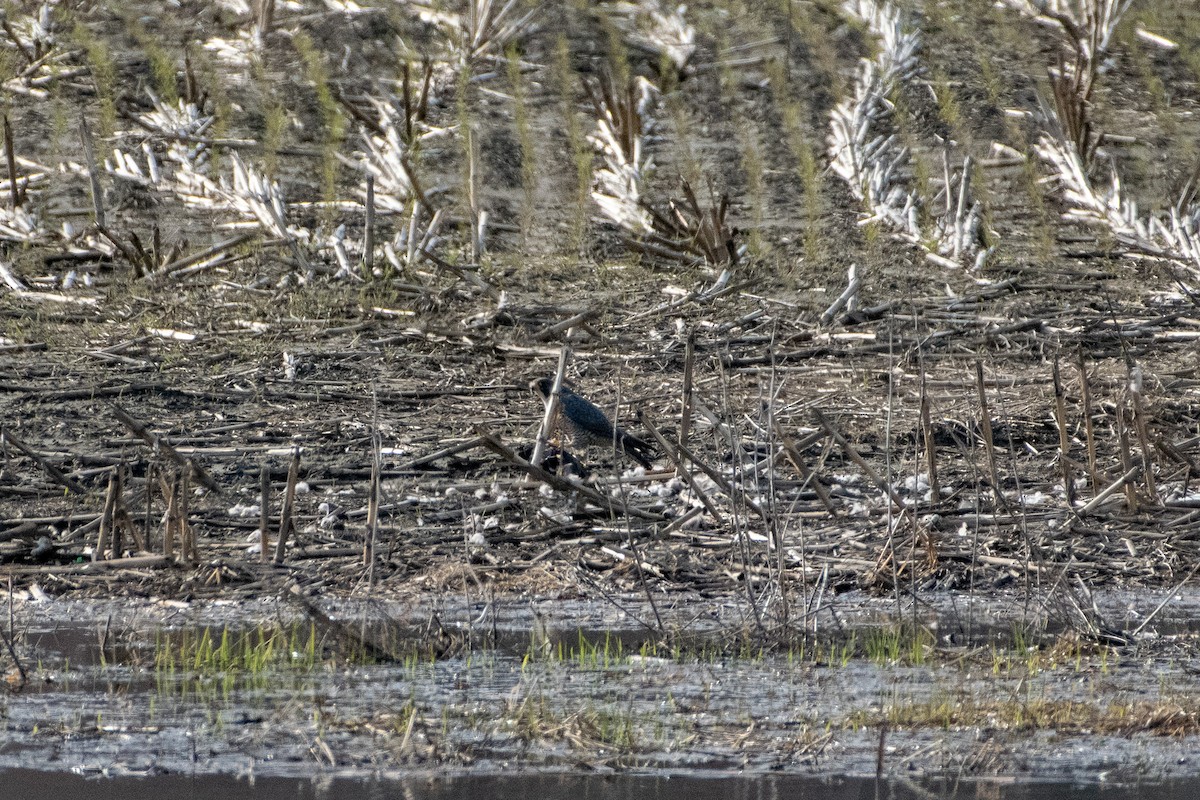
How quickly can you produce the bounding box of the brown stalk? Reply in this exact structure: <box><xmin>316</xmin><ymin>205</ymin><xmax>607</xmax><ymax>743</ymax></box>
<box><xmin>96</xmin><ymin>468</ymin><xmax>118</xmax><ymax>561</ymax></box>
<box><xmin>254</xmin><ymin>0</ymin><xmax>275</xmax><ymax>36</ymax></box>
<box><xmin>110</xmin><ymin>467</ymin><xmax>129</xmax><ymax>558</ymax></box>
<box><xmin>1115</xmin><ymin>404</ymin><xmax>1139</xmax><ymax>513</ymax></box>
<box><xmin>1049</xmin><ymin>58</ymin><xmax>1096</xmax><ymax>166</ymax></box>
<box><xmin>636</xmin><ymin>410</ymin><xmax>724</xmax><ymax>523</ymax></box>
<box><xmin>585</xmin><ymin>73</ymin><xmax>641</xmax><ymax>166</ymax></box>
<box><xmin>151</xmin><ymin>232</ymin><xmax>255</xmax><ymax>281</ymax></box>
<box><xmin>1128</xmin><ymin>366</ymin><xmax>1157</xmax><ymax>503</ymax></box>
<box><xmin>365</xmin><ymin>390</ymin><xmax>381</xmax><ymax>583</ymax></box>
<box><xmin>476</xmin><ymin>427</ymin><xmax>664</xmax><ymax>522</ymax></box>
<box><xmin>259</xmin><ymin>462</ymin><xmax>270</xmax><ymax>564</ymax></box>
<box><xmin>364</xmin><ymin>173</ymin><xmax>376</xmax><ymax>274</ymax></box>
<box><xmin>180</xmin><ymin>464</ymin><xmax>195</xmax><ymax>562</ymax></box>
<box><xmin>649</xmin><ymin>408</ymin><xmax>768</xmax><ymax>521</ymax></box>
<box><xmin>1</xmin><ymin>18</ymin><xmax>33</xmax><ymax>64</ymax></box>
<box><xmin>975</xmin><ymin>361</ymin><xmax>1006</xmax><ymax>511</ymax></box>
<box><xmin>274</xmin><ymin>448</ymin><xmax>301</xmax><ymax>563</ymax></box>
<box><xmin>159</xmin><ymin>468</ymin><xmax>176</xmax><ymax>560</ymax></box>
<box><xmin>79</xmin><ymin>114</ymin><xmax>105</xmax><ymax>229</ymax></box>
<box><xmin>1051</xmin><ymin>358</ymin><xmax>1075</xmax><ymax>508</ymax></box>
<box><xmin>3</xmin><ymin>577</ymin><xmax>26</xmax><ymax>688</ymax></box>
<box><xmin>144</xmin><ymin>463</ymin><xmax>155</xmax><ymax>552</ymax></box>
<box><xmin>1076</xmin><ymin>465</ymin><xmax>1140</xmax><ymax>516</ymax></box>
<box><xmin>641</xmin><ymin>179</ymin><xmax>737</xmax><ymax>267</ymax></box>
<box><xmin>529</xmin><ymin>344</ymin><xmax>571</xmax><ymax>469</ymax></box>
<box><xmin>401</xmin><ymin>61</ymin><xmax>414</xmax><ymax>142</ymax></box>
<box><xmin>1077</xmin><ymin>350</ymin><xmax>1098</xmax><ymax>495</ymax></box>
<box><xmin>0</xmin><ymin>428</ymin><xmax>86</xmax><ymax>494</ymax></box>
<box><xmin>919</xmin><ymin>369</ymin><xmax>939</xmax><ymax>507</ymax></box>
<box><xmin>771</xmin><ymin>419</ymin><xmax>837</xmax><ymax>515</ymax></box>
<box><xmin>183</xmin><ymin>49</ymin><xmax>202</xmax><ymax>107</ymax></box>
<box><xmin>679</xmin><ymin>330</ymin><xmax>695</xmax><ymax>458</ymax></box>
<box><xmin>4</xmin><ymin>115</ymin><xmax>18</xmax><ymax>210</ymax></box>
<box><xmin>111</xmin><ymin>404</ymin><xmax>220</xmax><ymax>493</ymax></box>
<box><xmin>402</xmin><ymin>436</ymin><xmax>488</xmax><ymax>469</ymax></box>
<box><xmin>813</xmin><ymin>409</ymin><xmax>907</xmax><ymax>512</ymax></box>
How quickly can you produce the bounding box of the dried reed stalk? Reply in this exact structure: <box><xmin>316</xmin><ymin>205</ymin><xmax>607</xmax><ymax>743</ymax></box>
<box><xmin>1128</xmin><ymin>365</ymin><xmax>1157</xmax><ymax>503</ymax></box>
<box><xmin>1051</xmin><ymin>359</ymin><xmax>1076</xmax><ymax>507</ymax></box>
<box><xmin>975</xmin><ymin>361</ymin><xmax>1006</xmax><ymax>511</ymax></box>
<box><xmin>259</xmin><ymin>462</ymin><xmax>270</xmax><ymax>564</ymax></box>
<box><xmin>828</xmin><ymin>0</ymin><xmax>987</xmax><ymax>267</ymax></box>
<box><xmin>3</xmin><ymin>115</ymin><xmax>18</xmax><ymax>210</ymax></box>
<box><xmin>1077</xmin><ymin>351</ymin><xmax>1099</xmax><ymax>495</ymax></box>
<box><xmin>273</xmin><ymin>448</ymin><xmax>301</xmax><ymax>563</ymax></box>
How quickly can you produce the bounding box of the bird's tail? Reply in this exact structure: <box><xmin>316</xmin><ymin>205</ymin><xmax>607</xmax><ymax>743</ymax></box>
<box><xmin>618</xmin><ymin>432</ymin><xmax>656</xmax><ymax>469</ymax></box>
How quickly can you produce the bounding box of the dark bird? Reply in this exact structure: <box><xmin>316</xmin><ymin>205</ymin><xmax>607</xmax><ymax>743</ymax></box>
<box><xmin>530</xmin><ymin>377</ymin><xmax>656</xmax><ymax>468</ymax></box>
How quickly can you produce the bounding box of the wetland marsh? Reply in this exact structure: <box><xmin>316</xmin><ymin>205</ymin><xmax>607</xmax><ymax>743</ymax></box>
<box><xmin>3</xmin><ymin>0</ymin><xmax>1200</xmax><ymax>794</ymax></box>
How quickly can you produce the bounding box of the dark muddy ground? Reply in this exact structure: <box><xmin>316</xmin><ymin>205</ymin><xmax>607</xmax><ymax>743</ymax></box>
<box><xmin>2</xmin><ymin>0</ymin><xmax>1200</xmax><ymax>791</ymax></box>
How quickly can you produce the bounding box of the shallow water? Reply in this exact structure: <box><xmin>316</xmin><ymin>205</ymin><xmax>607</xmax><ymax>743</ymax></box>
<box><xmin>4</xmin><ymin>592</ymin><xmax>1200</xmax><ymax>786</ymax></box>
<box><xmin>2</xmin><ymin>769</ymin><xmax>1199</xmax><ymax>800</ymax></box>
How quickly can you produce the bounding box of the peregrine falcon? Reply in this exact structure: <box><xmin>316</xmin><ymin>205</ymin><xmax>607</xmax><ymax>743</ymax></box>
<box><xmin>530</xmin><ymin>377</ymin><xmax>656</xmax><ymax>468</ymax></box>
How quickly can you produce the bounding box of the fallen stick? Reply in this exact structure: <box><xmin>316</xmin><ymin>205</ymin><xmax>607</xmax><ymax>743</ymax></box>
<box><xmin>639</xmin><ymin>409</ymin><xmax>768</xmax><ymax>521</ymax></box>
<box><xmin>637</xmin><ymin>411</ymin><xmax>724</xmax><ymax>523</ymax></box>
<box><xmin>476</xmin><ymin>427</ymin><xmax>664</xmax><ymax>522</ymax></box>
<box><xmin>1076</xmin><ymin>465</ymin><xmax>1140</xmax><ymax>517</ymax></box>
<box><xmin>0</xmin><ymin>428</ymin><xmax>86</xmax><ymax>494</ymax></box>
<box><xmin>111</xmin><ymin>404</ymin><xmax>220</xmax><ymax>493</ymax></box>
<box><xmin>403</xmin><ymin>436</ymin><xmax>488</xmax><ymax>469</ymax></box>
<box><xmin>813</xmin><ymin>409</ymin><xmax>907</xmax><ymax>511</ymax></box>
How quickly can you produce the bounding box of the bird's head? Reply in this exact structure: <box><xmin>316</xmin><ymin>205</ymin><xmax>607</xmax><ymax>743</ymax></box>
<box><xmin>529</xmin><ymin>377</ymin><xmax>554</xmax><ymax>399</ymax></box>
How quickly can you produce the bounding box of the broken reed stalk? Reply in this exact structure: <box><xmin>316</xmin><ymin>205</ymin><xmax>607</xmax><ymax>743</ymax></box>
<box><xmin>3</xmin><ymin>114</ymin><xmax>17</xmax><ymax>210</ymax></box>
<box><xmin>1052</xmin><ymin>358</ymin><xmax>1075</xmax><ymax>507</ymax></box>
<box><xmin>771</xmin><ymin>419</ymin><xmax>837</xmax><ymax>515</ymax></box>
<box><xmin>813</xmin><ymin>409</ymin><xmax>907</xmax><ymax>512</ymax></box>
<box><xmin>403</xmin><ymin>435</ymin><xmax>488</xmax><ymax>469</ymax></box>
<box><xmin>680</xmin><ymin>330</ymin><xmax>694</xmax><ymax>459</ymax></box>
<box><xmin>417</xmin><ymin>248</ymin><xmax>500</xmax><ymax>300</ymax></box>
<box><xmin>259</xmin><ymin>462</ymin><xmax>270</xmax><ymax>564</ymax></box>
<box><xmin>636</xmin><ymin>411</ymin><xmax>724</xmax><ymax>523</ymax></box>
<box><xmin>1077</xmin><ymin>350</ymin><xmax>1099</xmax><ymax>495</ymax></box>
<box><xmin>2</xmin><ymin>576</ymin><xmax>26</xmax><ymax>688</ymax></box>
<box><xmin>111</xmin><ymin>404</ymin><xmax>220</xmax><ymax>493</ymax></box>
<box><xmin>0</xmin><ymin>427</ymin><xmax>86</xmax><ymax>494</ymax></box>
<box><xmin>530</xmin><ymin>343</ymin><xmax>572</xmax><ymax>468</ymax></box>
<box><xmin>149</xmin><ymin>232</ymin><xmax>256</xmax><ymax>283</ymax></box>
<box><xmin>477</xmin><ymin>427</ymin><xmax>665</xmax><ymax>521</ymax></box>
<box><xmin>820</xmin><ymin>263</ymin><xmax>861</xmax><ymax>325</ymax></box>
<box><xmin>531</xmin><ymin>309</ymin><xmax>597</xmax><ymax>341</ymax></box>
<box><xmin>1128</xmin><ymin>365</ymin><xmax>1157</xmax><ymax>503</ymax></box>
<box><xmin>180</xmin><ymin>464</ymin><xmax>195</xmax><ymax>562</ymax></box>
<box><xmin>109</xmin><ymin>472</ymin><xmax>122</xmax><ymax>557</ymax></box>
<box><xmin>647</xmin><ymin>407</ymin><xmax>769</xmax><ymax>521</ymax></box>
<box><xmin>366</xmin><ymin>439</ymin><xmax>379</xmax><ymax>572</ymax></box>
<box><xmin>1115</xmin><ymin>403</ymin><xmax>1139</xmax><ymax>512</ymax></box>
<box><xmin>365</xmin><ymin>387</ymin><xmax>381</xmax><ymax>582</ymax></box>
<box><xmin>1076</xmin><ymin>464</ymin><xmax>1140</xmax><ymax>516</ymax></box>
<box><xmin>254</xmin><ymin>0</ymin><xmax>275</xmax><ymax>37</ymax></box>
<box><xmin>112</xmin><ymin>466</ymin><xmax>135</xmax><ymax>557</ymax></box>
<box><xmin>1050</xmin><ymin>54</ymin><xmax>1096</xmax><ymax>166</ymax></box>
<box><xmin>160</xmin><ymin>468</ymin><xmax>176</xmax><ymax>560</ymax></box>
<box><xmin>274</xmin><ymin>448</ymin><xmax>301</xmax><ymax>563</ymax></box>
<box><xmin>919</xmin><ymin>366</ymin><xmax>939</xmax><ymax>507</ymax></box>
<box><xmin>96</xmin><ymin>467</ymin><xmax>119</xmax><ymax>561</ymax></box>
<box><xmin>144</xmin><ymin>462</ymin><xmax>154</xmax><ymax>550</ymax></box>
<box><xmin>79</xmin><ymin>113</ymin><xmax>105</xmax><ymax>229</ymax></box>
<box><xmin>975</xmin><ymin>361</ymin><xmax>1006</xmax><ymax>511</ymax></box>
<box><xmin>364</xmin><ymin>173</ymin><xmax>376</xmax><ymax>274</ymax></box>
